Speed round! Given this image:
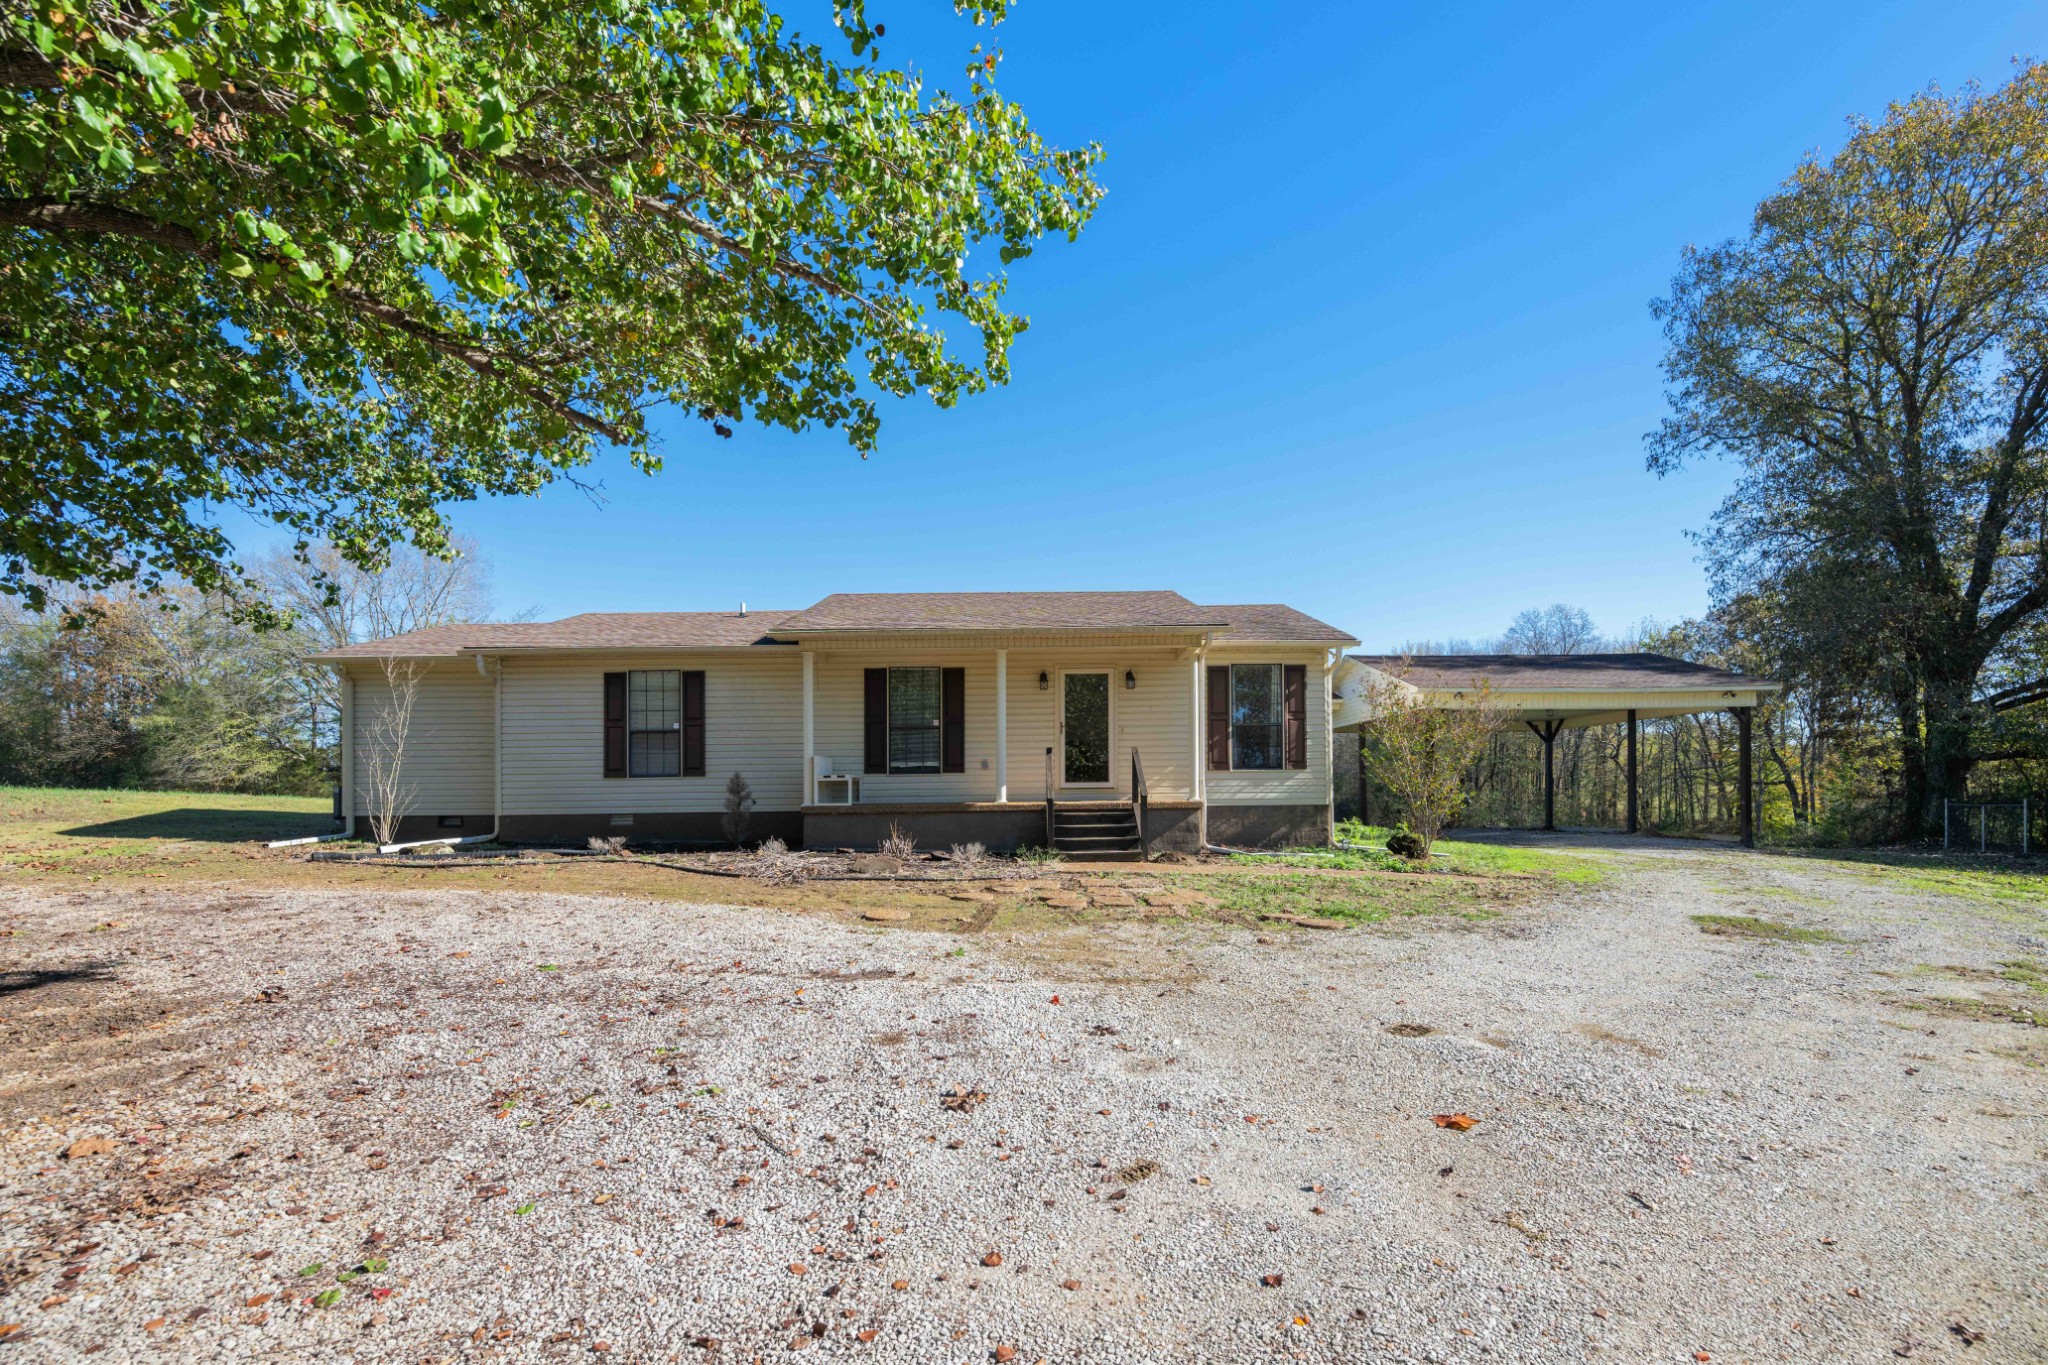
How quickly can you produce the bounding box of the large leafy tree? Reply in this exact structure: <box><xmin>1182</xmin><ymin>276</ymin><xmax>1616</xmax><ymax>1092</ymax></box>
<box><xmin>1649</xmin><ymin>64</ymin><xmax>2048</xmax><ymax>836</ymax></box>
<box><xmin>0</xmin><ymin>0</ymin><xmax>1101</xmax><ymax>618</ymax></box>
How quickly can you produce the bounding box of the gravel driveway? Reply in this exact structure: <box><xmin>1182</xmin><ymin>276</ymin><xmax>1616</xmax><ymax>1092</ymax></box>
<box><xmin>1</xmin><ymin>839</ymin><xmax>2043</xmax><ymax>1363</ymax></box>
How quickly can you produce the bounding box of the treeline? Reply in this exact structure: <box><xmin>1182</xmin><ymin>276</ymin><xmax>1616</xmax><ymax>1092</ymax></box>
<box><xmin>1347</xmin><ymin>603</ymin><xmax>2048</xmax><ymax>846</ymax></box>
<box><xmin>0</xmin><ymin>545</ymin><xmax>503</xmax><ymax>796</ymax></box>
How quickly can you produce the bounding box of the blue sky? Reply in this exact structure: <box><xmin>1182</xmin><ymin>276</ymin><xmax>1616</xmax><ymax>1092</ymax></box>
<box><xmin>279</xmin><ymin>2</ymin><xmax>2045</xmax><ymax>648</ymax></box>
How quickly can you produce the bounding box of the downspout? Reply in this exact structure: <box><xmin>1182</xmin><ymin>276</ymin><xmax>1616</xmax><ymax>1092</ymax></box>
<box><xmin>378</xmin><ymin>653</ymin><xmax>501</xmax><ymax>852</ymax></box>
<box><xmin>268</xmin><ymin>665</ymin><xmax>356</xmax><ymax>847</ymax></box>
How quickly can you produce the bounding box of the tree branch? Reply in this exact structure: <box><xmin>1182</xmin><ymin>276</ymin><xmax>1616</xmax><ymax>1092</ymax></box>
<box><xmin>0</xmin><ymin>196</ymin><xmax>628</xmax><ymax>443</ymax></box>
<box><xmin>1981</xmin><ymin>677</ymin><xmax>2048</xmax><ymax>712</ymax></box>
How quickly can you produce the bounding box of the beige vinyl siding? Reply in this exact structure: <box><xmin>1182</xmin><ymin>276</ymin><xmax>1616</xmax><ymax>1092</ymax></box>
<box><xmin>1203</xmin><ymin>646</ymin><xmax>1333</xmax><ymax>807</ymax></box>
<box><xmin>808</xmin><ymin>645</ymin><xmax>1196</xmax><ymax>803</ymax></box>
<box><xmin>346</xmin><ymin>661</ymin><xmax>494</xmax><ymax>818</ymax></box>
<box><xmin>1003</xmin><ymin>648</ymin><xmax>1193</xmax><ymax>801</ymax></box>
<box><xmin>499</xmin><ymin>651</ymin><xmax>804</xmax><ymax>814</ymax></box>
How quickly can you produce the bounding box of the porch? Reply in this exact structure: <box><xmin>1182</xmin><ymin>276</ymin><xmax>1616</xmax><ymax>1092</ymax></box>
<box><xmin>795</xmin><ymin>642</ymin><xmax>1208</xmax><ymax>860</ymax></box>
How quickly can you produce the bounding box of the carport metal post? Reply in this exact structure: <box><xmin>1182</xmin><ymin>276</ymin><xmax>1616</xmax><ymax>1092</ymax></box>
<box><xmin>1625</xmin><ymin>709</ymin><xmax>1638</xmax><ymax>835</ymax></box>
<box><xmin>1527</xmin><ymin>719</ymin><xmax>1561</xmax><ymax>831</ymax></box>
<box><xmin>1735</xmin><ymin>705</ymin><xmax>1754</xmax><ymax>848</ymax></box>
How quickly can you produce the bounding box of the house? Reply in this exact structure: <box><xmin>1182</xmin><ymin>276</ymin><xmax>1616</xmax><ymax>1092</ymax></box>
<box><xmin>311</xmin><ymin>591</ymin><xmax>1358</xmax><ymax>857</ymax></box>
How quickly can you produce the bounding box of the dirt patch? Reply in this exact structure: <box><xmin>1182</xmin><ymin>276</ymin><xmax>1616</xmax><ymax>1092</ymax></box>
<box><xmin>1575</xmin><ymin>1022</ymin><xmax>1664</xmax><ymax>1057</ymax></box>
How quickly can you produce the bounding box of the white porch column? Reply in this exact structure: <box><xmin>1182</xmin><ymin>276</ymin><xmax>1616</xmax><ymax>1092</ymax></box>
<box><xmin>994</xmin><ymin>649</ymin><xmax>1008</xmax><ymax>802</ymax></box>
<box><xmin>1191</xmin><ymin>648</ymin><xmax>1206</xmax><ymax>843</ymax></box>
<box><xmin>802</xmin><ymin>650</ymin><xmax>815</xmax><ymax>806</ymax></box>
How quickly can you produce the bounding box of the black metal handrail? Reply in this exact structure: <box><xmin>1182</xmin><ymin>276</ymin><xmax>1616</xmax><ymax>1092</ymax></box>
<box><xmin>1130</xmin><ymin>746</ymin><xmax>1150</xmax><ymax>862</ymax></box>
<box><xmin>1043</xmin><ymin>746</ymin><xmax>1056</xmax><ymax>851</ymax></box>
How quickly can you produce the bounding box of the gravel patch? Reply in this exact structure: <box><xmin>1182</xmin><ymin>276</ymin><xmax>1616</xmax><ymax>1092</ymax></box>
<box><xmin>0</xmin><ymin>840</ymin><xmax>2043</xmax><ymax>1362</ymax></box>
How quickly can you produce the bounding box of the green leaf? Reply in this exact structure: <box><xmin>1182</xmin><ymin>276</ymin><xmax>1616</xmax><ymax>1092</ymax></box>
<box><xmin>0</xmin><ymin>0</ymin><xmax>1105</xmax><ymax>623</ymax></box>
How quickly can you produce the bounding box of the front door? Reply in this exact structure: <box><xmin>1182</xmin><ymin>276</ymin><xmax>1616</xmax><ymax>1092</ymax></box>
<box><xmin>1060</xmin><ymin>670</ymin><xmax>1112</xmax><ymax>786</ymax></box>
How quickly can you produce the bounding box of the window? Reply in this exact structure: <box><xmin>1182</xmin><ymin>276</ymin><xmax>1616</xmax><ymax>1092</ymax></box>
<box><xmin>1230</xmin><ymin>663</ymin><xmax>1283</xmax><ymax>770</ymax></box>
<box><xmin>887</xmin><ymin>667</ymin><xmax>942</xmax><ymax>773</ymax></box>
<box><xmin>628</xmin><ymin>669</ymin><xmax>681</xmax><ymax>777</ymax></box>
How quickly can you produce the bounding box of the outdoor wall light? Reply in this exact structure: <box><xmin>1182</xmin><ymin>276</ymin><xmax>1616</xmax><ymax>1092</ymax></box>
<box><xmin>1038</xmin><ymin>670</ymin><xmax>1050</xmax><ymax>690</ymax></box>
<box><xmin>1124</xmin><ymin>669</ymin><xmax>1136</xmax><ymax>690</ymax></box>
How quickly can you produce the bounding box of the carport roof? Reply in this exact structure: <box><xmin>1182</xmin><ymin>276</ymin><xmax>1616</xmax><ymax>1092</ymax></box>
<box><xmin>1336</xmin><ymin>652</ymin><xmax>1780</xmax><ymax>730</ymax></box>
<box><xmin>1346</xmin><ymin>653</ymin><xmax>1772</xmax><ymax>693</ymax></box>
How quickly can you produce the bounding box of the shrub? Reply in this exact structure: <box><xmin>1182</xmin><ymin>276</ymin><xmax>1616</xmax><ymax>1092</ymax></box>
<box><xmin>878</xmin><ymin>821</ymin><xmax>917</xmax><ymax>860</ymax></box>
<box><xmin>1385</xmin><ymin>823</ymin><xmax>1426</xmax><ymax>860</ymax></box>
<box><xmin>722</xmin><ymin>771</ymin><xmax>755</xmax><ymax>846</ymax></box>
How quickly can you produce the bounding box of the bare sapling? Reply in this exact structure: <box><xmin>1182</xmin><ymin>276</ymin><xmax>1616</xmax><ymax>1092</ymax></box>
<box><xmin>361</xmin><ymin>657</ymin><xmax>424</xmax><ymax>847</ymax></box>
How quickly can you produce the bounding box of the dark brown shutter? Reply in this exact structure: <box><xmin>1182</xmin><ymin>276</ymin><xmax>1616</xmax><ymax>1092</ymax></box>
<box><xmin>603</xmin><ymin>672</ymin><xmax>627</xmax><ymax>778</ymax></box>
<box><xmin>864</xmin><ymin>668</ymin><xmax>888</xmax><ymax>773</ymax></box>
<box><xmin>682</xmin><ymin>670</ymin><xmax>706</xmax><ymax>776</ymax></box>
<box><xmin>941</xmin><ymin>667</ymin><xmax>966</xmax><ymax>773</ymax></box>
<box><xmin>1283</xmin><ymin>664</ymin><xmax>1308</xmax><ymax>770</ymax></box>
<box><xmin>1206</xmin><ymin>665</ymin><xmax>1230</xmax><ymax>771</ymax></box>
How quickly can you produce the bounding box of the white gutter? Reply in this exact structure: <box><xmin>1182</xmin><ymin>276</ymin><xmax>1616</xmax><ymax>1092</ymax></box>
<box><xmin>269</xmin><ymin>666</ymin><xmax>356</xmax><ymax>848</ymax></box>
<box><xmin>378</xmin><ymin>654</ymin><xmax>502</xmax><ymax>852</ymax></box>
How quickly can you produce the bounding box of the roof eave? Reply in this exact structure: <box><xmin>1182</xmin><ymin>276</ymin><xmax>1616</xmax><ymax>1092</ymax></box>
<box><xmin>767</xmin><ymin>622</ymin><xmax>1231</xmax><ymax>639</ymax></box>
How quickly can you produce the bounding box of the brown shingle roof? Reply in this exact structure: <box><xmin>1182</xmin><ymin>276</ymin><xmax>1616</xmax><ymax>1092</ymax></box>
<box><xmin>312</xmin><ymin>593</ymin><xmax>1359</xmax><ymax>660</ymax></box>
<box><xmin>1200</xmin><ymin>603</ymin><xmax>1356</xmax><ymax>645</ymax></box>
<box><xmin>308</xmin><ymin>611</ymin><xmax>797</xmax><ymax>660</ymax></box>
<box><xmin>772</xmin><ymin>591</ymin><xmax>1229</xmax><ymax>634</ymax></box>
<box><xmin>1348</xmin><ymin>653</ymin><xmax>1777</xmax><ymax>692</ymax></box>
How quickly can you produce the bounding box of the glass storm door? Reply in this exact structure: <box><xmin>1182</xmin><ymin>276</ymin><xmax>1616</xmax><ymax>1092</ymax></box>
<box><xmin>1061</xmin><ymin>671</ymin><xmax>1112</xmax><ymax>786</ymax></box>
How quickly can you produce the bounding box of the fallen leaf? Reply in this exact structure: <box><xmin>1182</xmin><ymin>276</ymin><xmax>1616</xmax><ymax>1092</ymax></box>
<box><xmin>1260</xmin><ymin>1274</ymin><xmax>1284</xmax><ymax>1288</ymax></box>
<box><xmin>143</xmin><ymin>1317</ymin><xmax>167</xmax><ymax>1331</ymax></box>
<box><xmin>789</xmin><ymin>1264</ymin><xmax>808</xmax><ymax>1276</ymax></box>
<box><xmin>1061</xmin><ymin>1279</ymin><xmax>1081</xmax><ymax>1291</ymax></box>
<box><xmin>593</xmin><ymin>1194</ymin><xmax>613</xmax><ymax>1206</ymax></box>
<box><xmin>245</xmin><ymin>1294</ymin><xmax>272</xmax><ymax>1309</ymax></box>
<box><xmin>981</xmin><ymin>1252</ymin><xmax>1003</xmax><ymax>1267</ymax></box>
<box><xmin>1431</xmin><ymin>1113</ymin><xmax>1479</xmax><ymax>1131</ymax></box>
<box><xmin>856</xmin><ymin>1329</ymin><xmax>878</xmax><ymax>1342</ymax></box>
<box><xmin>890</xmin><ymin>1280</ymin><xmax>909</xmax><ymax>1291</ymax></box>
<box><xmin>63</xmin><ymin>1138</ymin><xmax>116</xmax><ymax>1160</ymax></box>
<box><xmin>995</xmin><ymin>1347</ymin><xmax>1017</xmax><ymax>1362</ymax></box>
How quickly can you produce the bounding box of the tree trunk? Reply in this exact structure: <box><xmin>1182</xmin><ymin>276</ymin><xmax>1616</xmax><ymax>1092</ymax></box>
<box><xmin>1893</xmin><ymin>684</ymin><xmax>1926</xmax><ymax>843</ymax></box>
<box><xmin>1918</xmin><ymin>674</ymin><xmax>1978</xmax><ymax>837</ymax></box>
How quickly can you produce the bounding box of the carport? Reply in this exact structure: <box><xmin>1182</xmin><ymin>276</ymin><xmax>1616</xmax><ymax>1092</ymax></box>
<box><xmin>1333</xmin><ymin>654</ymin><xmax>1783</xmax><ymax>846</ymax></box>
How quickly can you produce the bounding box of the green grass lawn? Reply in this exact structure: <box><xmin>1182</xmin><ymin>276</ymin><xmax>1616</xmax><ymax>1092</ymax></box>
<box><xmin>1281</xmin><ymin>820</ymin><xmax>1612</xmax><ymax>883</ymax></box>
<box><xmin>0</xmin><ymin>785</ymin><xmax>332</xmax><ymax>871</ymax></box>
<box><xmin>1774</xmin><ymin>846</ymin><xmax>2048</xmax><ymax>911</ymax></box>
